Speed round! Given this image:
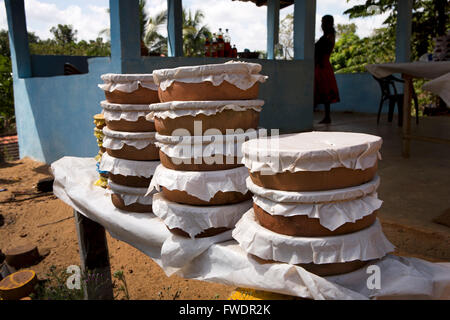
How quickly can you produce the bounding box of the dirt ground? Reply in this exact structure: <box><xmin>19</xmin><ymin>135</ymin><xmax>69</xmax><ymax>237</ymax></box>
<box><xmin>0</xmin><ymin>158</ymin><xmax>234</xmax><ymax>300</ymax></box>
<box><xmin>0</xmin><ymin>156</ymin><xmax>448</xmax><ymax>300</ymax></box>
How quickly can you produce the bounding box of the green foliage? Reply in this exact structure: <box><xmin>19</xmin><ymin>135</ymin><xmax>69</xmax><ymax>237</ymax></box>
<box><xmin>30</xmin><ymin>265</ymin><xmax>84</xmax><ymax>300</ymax></box>
<box><xmin>142</xmin><ymin>8</ymin><xmax>211</xmax><ymax>57</ymax></box>
<box><xmin>0</xmin><ymin>31</ymin><xmax>14</xmax><ymax>133</ymax></box>
<box><xmin>331</xmin><ymin>25</ymin><xmax>395</xmax><ymax>73</ymax></box>
<box><xmin>30</xmin><ymin>265</ymin><xmax>129</xmax><ymax>300</ymax></box>
<box><xmin>182</xmin><ymin>9</ymin><xmax>211</xmax><ymax>57</ymax></box>
<box><xmin>143</xmin><ymin>9</ymin><xmax>168</xmax><ymax>55</ymax></box>
<box><xmin>113</xmin><ymin>270</ymin><xmax>130</xmax><ymax>300</ymax></box>
<box><xmin>50</xmin><ymin>24</ymin><xmax>77</xmax><ymax>45</ymax></box>
<box><xmin>344</xmin><ymin>0</ymin><xmax>450</xmax><ymax>60</ymax></box>
<box><xmin>28</xmin><ymin>37</ymin><xmax>110</xmax><ymax>56</ymax></box>
<box><xmin>0</xmin><ymin>25</ymin><xmax>110</xmax><ymax>133</ymax></box>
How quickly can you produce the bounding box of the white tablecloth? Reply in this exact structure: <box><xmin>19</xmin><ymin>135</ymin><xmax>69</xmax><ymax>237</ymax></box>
<box><xmin>366</xmin><ymin>61</ymin><xmax>450</xmax><ymax>105</ymax></box>
<box><xmin>51</xmin><ymin>157</ymin><xmax>450</xmax><ymax>300</ymax></box>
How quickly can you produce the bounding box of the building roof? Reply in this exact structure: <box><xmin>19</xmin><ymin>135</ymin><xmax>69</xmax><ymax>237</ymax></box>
<box><xmin>232</xmin><ymin>0</ymin><xmax>294</xmax><ymax>9</ymax></box>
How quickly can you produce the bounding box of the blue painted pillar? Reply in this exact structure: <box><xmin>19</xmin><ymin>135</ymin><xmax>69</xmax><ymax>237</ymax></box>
<box><xmin>266</xmin><ymin>0</ymin><xmax>280</xmax><ymax>60</ymax></box>
<box><xmin>167</xmin><ymin>0</ymin><xmax>183</xmax><ymax>57</ymax></box>
<box><xmin>293</xmin><ymin>0</ymin><xmax>316</xmax><ymax>60</ymax></box>
<box><xmin>4</xmin><ymin>0</ymin><xmax>32</xmax><ymax>78</ymax></box>
<box><xmin>395</xmin><ymin>0</ymin><xmax>412</xmax><ymax>63</ymax></box>
<box><xmin>109</xmin><ymin>0</ymin><xmax>141</xmax><ymax>72</ymax></box>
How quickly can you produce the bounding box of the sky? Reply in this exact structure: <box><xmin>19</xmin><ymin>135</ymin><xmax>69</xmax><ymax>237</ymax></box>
<box><xmin>0</xmin><ymin>0</ymin><xmax>390</xmax><ymax>52</ymax></box>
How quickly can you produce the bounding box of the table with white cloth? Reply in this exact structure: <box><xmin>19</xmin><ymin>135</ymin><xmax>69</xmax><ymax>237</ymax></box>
<box><xmin>366</xmin><ymin>61</ymin><xmax>450</xmax><ymax>158</ymax></box>
<box><xmin>50</xmin><ymin>156</ymin><xmax>450</xmax><ymax>300</ymax></box>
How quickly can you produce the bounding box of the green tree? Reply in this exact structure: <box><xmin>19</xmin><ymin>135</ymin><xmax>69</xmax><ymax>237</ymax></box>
<box><xmin>344</xmin><ymin>0</ymin><xmax>450</xmax><ymax>60</ymax></box>
<box><xmin>182</xmin><ymin>9</ymin><xmax>211</xmax><ymax>57</ymax></box>
<box><xmin>143</xmin><ymin>9</ymin><xmax>168</xmax><ymax>54</ymax></box>
<box><xmin>138</xmin><ymin>0</ymin><xmax>149</xmax><ymax>41</ymax></box>
<box><xmin>50</xmin><ymin>24</ymin><xmax>78</xmax><ymax>45</ymax></box>
<box><xmin>0</xmin><ymin>30</ymin><xmax>14</xmax><ymax>132</ymax></box>
<box><xmin>0</xmin><ymin>54</ymin><xmax>14</xmax><ymax>133</ymax></box>
<box><xmin>0</xmin><ymin>26</ymin><xmax>110</xmax><ymax>133</ymax></box>
<box><xmin>279</xmin><ymin>14</ymin><xmax>293</xmax><ymax>59</ymax></box>
<box><xmin>336</xmin><ymin>23</ymin><xmax>357</xmax><ymax>38</ymax></box>
<box><xmin>331</xmin><ymin>24</ymin><xmax>395</xmax><ymax>73</ymax></box>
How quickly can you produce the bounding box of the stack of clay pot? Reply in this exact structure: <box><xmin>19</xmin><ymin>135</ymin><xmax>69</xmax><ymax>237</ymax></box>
<box><xmin>93</xmin><ymin>113</ymin><xmax>108</xmax><ymax>188</ymax></box>
<box><xmin>233</xmin><ymin>131</ymin><xmax>395</xmax><ymax>277</ymax></box>
<box><xmin>97</xmin><ymin>74</ymin><xmax>160</xmax><ymax>213</ymax></box>
<box><xmin>147</xmin><ymin>61</ymin><xmax>268</xmax><ymax>239</ymax></box>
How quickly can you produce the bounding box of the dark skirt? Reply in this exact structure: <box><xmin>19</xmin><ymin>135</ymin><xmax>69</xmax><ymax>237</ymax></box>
<box><xmin>314</xmin><ymin>55</ymin><xmax>340</xmax><ymax>105</ymax></box>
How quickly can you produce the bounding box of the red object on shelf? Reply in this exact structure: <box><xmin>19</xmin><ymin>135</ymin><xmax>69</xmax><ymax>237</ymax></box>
<box><xmin>232</xmin><ymin>45</ymin><xmax>238</xmax><ymax>58</ymax></box>
<box><xmin>204</xmin><ymin>37</ymin><xmax>210</xmax><ymax>57</ymax></box>
<box><xmin>217</xmin><ymin>28</ymin><xmax>225</xmax><ymax>57</ymax></box>
<box><xmin>211</xmin><ymin>33</ymin><xmax>218</xmax><ymax>58</ymax></box>
<box><xmin>224</xmin><ymin>29</ymin><xmax>231</xmax><ymax>57</ymax></box>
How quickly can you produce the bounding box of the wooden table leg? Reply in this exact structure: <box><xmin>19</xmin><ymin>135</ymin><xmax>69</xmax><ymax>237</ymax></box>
<box><xmin>402</xmin><ymin>74</ymin><xmax>413</xmax><ymax>158</ymax></box>
<box><xmin>74</xmin><ymin>210</ymin><xmax>114</xmax><ymax>300</ymax></box>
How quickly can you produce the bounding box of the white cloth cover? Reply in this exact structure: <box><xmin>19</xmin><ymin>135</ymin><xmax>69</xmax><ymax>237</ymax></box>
<box><xmin>246</xmin><ymin>175</ymin><xmax>380</xmax><ymax>204</ymax></box>
<box><xmin>161</xmin><ymin>230</ymin><xmax>233</xmax><ymax>275</ymax></box>
<box><xmin>102</xmin><ymin>127</ymin><xmax>157</xmax><ymax>150</ymax></box>
<box><xmin>253</xmin><ymin>192</ymin><xmax>383</xmax><ymax>231</ymax></box>
<box><xmin>422</xmin><ymin>72</ymin><xmax>450</xmax><ymax>106</ymax></box>
<box><xmin>148</xmin><ymin>164</ymin><xmax>249</xmax><ymax>201</ymax></box>
<box><xmin>155</xmin><ymin>130</ymin><xmax>258</xmax><ymax>161</ymax></box>
<box><xmin>365</xmin><ymin>62</ymin><xmax>450</xmax><ymax>105</ymax></box>
<box><xmin>242</xmin><ymin>131</ymin><xmax>382</xmax><ymax>174</ymax></box>
<box><xmin>101</xmin><ymin>100</ymin><xmax>154</xmax><ymax>122</ymax></box>
<box><xmin>365</xmin><ymin>61</ymin><xmax>450</xmax><ymax>80</ymax></box>
<box><xmin>98</xmin><ymin>73</ymin><xmax>158</xmax><ymax>92</ymax></box>
<box><xmin>99</xmin><ymin>153</ymin><xmax>159</xmax><ymax>178</ymax></box>
<box><xmin>152</xmin><ymin>60</ymin><xmax>268</xmax><ymax>91</ymax></box>
<box><xmin>152</xmin><ymin>192</ymin><xmax>252</xmax><ymax>238</ymax></box>
<box><xmin>107</xmin><ymin>180</ymin><xmax>155</xmax><ymax>206</ymax></box>
<box><xmin>232</xmin><ymin>209</ymin><xmax>395</xmax><ymax>265</ymax></box>
<box><xmin>147</xmin><ymin>100</ymin><xmax>264</xmax><ymax>120</ymax></box>
<box><xmin>51</xmin><ymin>157</ymin><xmax>450</xmax><ymax>300</ymax></box>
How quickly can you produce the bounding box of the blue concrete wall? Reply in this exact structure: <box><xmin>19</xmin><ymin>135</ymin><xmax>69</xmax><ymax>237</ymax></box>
<box><xmin>331</xmin><ymin>73</ymin><xmax>381</xmax><ymax>113</ymax></box>
<box><xmin>13</xmin><ymin>56</ymin><xmax>313</xmax><ymax>163</ymax></box>
<box><xmin>13</xmin><ymin>57</ymin><xmax>111</xmax><ymax>163</ymax></box>
<box><xmin>314</xmin><ymin>72</ymin><xmax>392</xmax><ymax>115</ymax></box>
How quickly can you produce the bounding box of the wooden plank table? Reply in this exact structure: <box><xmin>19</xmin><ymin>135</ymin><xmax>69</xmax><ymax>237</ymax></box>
<box><xmin>366</xmin><ymin>62</ymin><xmax>450</xmax><ymax>158</ymax></box>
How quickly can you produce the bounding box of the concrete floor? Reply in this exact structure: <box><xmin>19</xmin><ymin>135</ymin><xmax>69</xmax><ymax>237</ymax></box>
<box><xmin>311</xmin><ymin>111</ymin><xmax>450</xmax><ymax>261</ymax></box>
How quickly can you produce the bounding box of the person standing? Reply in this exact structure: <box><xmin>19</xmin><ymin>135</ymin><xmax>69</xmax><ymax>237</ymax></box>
<box><xmin>314</xmin><ymin>15</ymin><xmax>340</xmax><ymax>124</ymax></box>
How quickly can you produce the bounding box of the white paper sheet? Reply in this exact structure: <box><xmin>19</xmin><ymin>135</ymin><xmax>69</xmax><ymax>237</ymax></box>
<box><xmin>101</xmin><ymin>100</ymin><xmax>154</xmax><ymax>122</ymax></box>
<box><xmin>153</xmin><ymin>60</ymin><xmax>268</xmax><ymax>91</ymax></box>
<box><xmin>148</xmin><ymin>164</ymin><xmax>249</xmax><ymax>201</ymax></box>
<box><xmin>246</xmin><ymin>176</ymin><xmax>380</xmax><ymax>203</ymax></box>
<box><xmin>147</xmin><ymin>100</ymin><xmax>263</xmax><ymax>120</ymax></box>
<box><xmin>232</xmin><ymin>209</ymin><xmax>395</xmax><ymax>265</ymax></box>
<box><xmin>107</xmin><ymin>180</ymin><xmax>155</xmax><ymax>206</ymax></box>
<box><xmin>252</xmin><ymin>193</ymin><xmax>382</xmax><ymax>231</ymax></box>
<box><xmin>102</xmin><ymin>127</ymin><xmax>157</xmax><ymax>150</ymax></box>
<box><xmin>99</xmin><ymin>73</ymin><xmax>158</xmax><ymax>92</ymax></box>
<box><xmin>51</xmin><ymin>157</ymin><xmax>450</xmax><ymax>300</ymax></box>
<box><xmin>100</xmin><ymin>153</ymin><xmax>159</xmax><ymax>178</ymax></box>
<box><xmin>242</xmin><ymin>131</ymin><xmax>382</xmax><ymax>174</ymax></box>
<box><xmin>152</xmin><ymin>192</ymin><xmax>252</xmax><ymax>238</ymax></box>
